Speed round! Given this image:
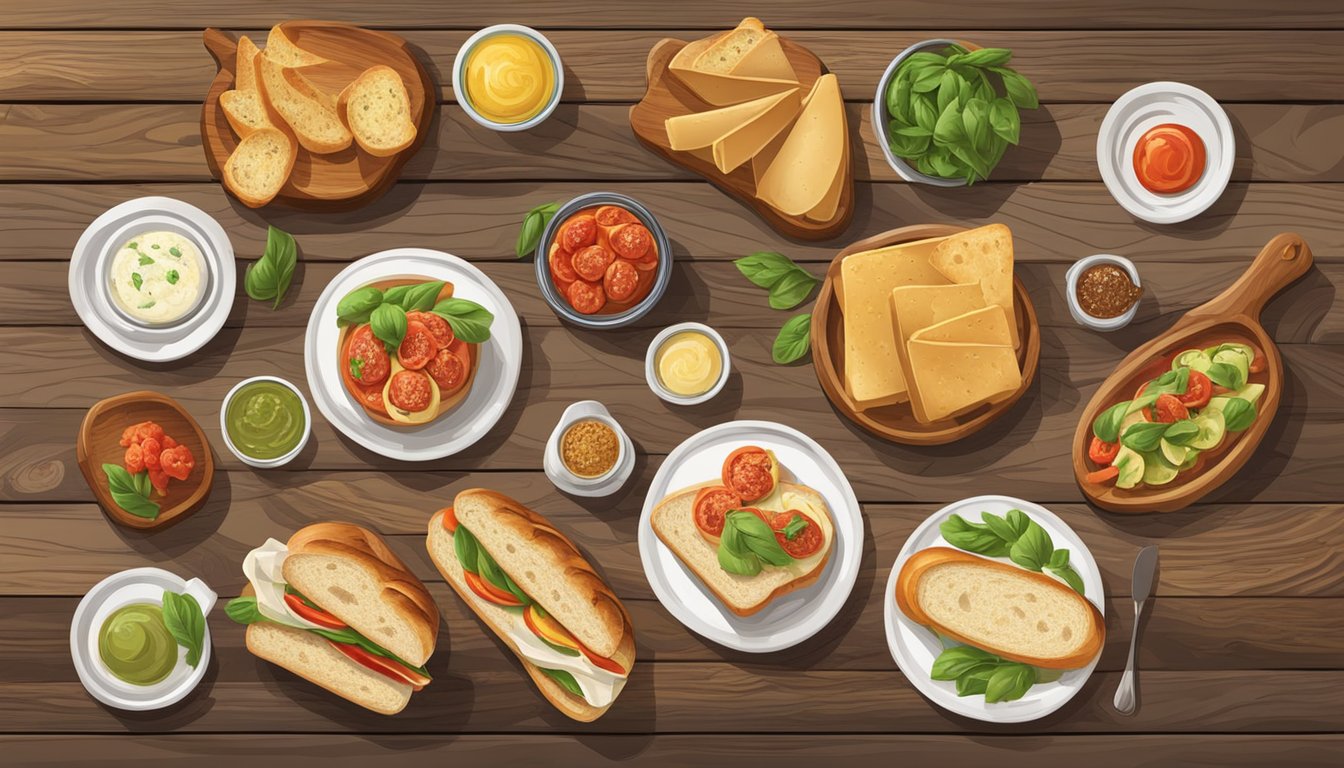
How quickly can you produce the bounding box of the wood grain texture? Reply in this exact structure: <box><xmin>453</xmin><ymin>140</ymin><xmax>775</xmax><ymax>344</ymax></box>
<box><xmin>5</xmin><ymin>30</ymin><xmax>1344</xmax><ymax>103</ymax></box>
<box><xmin>2</xmin><ymin>103</ymin><xmax>1343</xmax><ymax>183</ymax></box>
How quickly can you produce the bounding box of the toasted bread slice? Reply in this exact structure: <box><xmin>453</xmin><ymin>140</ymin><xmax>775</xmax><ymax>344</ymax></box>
<box><xmin>222</xmin><ymin>127</ymin><xmax>295</xmax><ymax>208</ymax></box>
<box><xmin>256</xmin><ymin>53</ymin><xmax>352</xmax><ymax>154</ymax></box>
<box><xmin>338</xmin><ymin>65</ymin><xmax>417</xmax><ymax>157</ymax></box>
<box><xmin>235</xmin><ymin>34</ymin><xmax>262</xmax><ymax>92</ymax></box>
<box><xmin>266</xmin><ymin>25</ymin><xmax>328</xmax><ymax>67</ymax></box>
<box><xmin>929</xmin><ymin>223</ymin><xmax>1018</xmax><ymax>349</ymax></box>
<box><xmin>693</xmin><ymin>17</ymin><xmax>768</xmax><ymax>73</ymax></box>
<box><xmin>220</xmin><ymin>89</ymin><xmax>272</xmax><ymax>137</ymax></box>
<box><xmin>246</xmin><ymin>621</ymin><xmax>413</xmax><ymax>715</ymax></box>
<box><xmin>895</xmin><ymin>547</ymin><xmax>1105</xmax><ymax>670</ymax></box>
<box><xmin>651</xmin><ymin>481</ymin><xmax>834</xmax><ymax>616</ymax></box>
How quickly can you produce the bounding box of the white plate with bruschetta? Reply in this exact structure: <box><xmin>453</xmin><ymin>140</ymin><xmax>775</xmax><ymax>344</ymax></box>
<box><xmin>303</xmin><ymin>248</ymin><xmax>522</xmax><ymax>461</ymax></box>
<box><xmin>884</xmin><ymin>495</ymin><xmax>1105</xmax><ymax>723</ymax></box>
<box><xmin>638</xmin><ymin>420</ymin><xmax>863</xmax><ymax>652</ymax></box>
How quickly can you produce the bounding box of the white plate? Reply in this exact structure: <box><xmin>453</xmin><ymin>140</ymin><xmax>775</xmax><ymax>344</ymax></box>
<box><xmin>638</xmin><ymin>420</ymin><xmax>864</xmax><ymax>652</ymax></box>
<box><xmin>1097</xmin><ymin>81</ymin><xmax>1234</xmax><ymax>224</ymax></box>
<box><xmin>303</xmin><ymin>248</ymin><xmax>522</xmax><ymax>461</ymax></box>
<box><xmin>883</xmin><ymin>495</ymin><xmax>1105</xmax><ymax>723</ymax></box>
<box><xmin>71</xmin><ymin>567</ymin><xmax>217</xmax><ymax>711</ymax></box>
<box><xmin>68</xmin><ymin>197</ymin><xmax>236</xmax><ymax>362</ymax></box>
<box><xmin>544</xmin><ymin>401</ymin><xmax>635</xmax><ymax>497</ymax></box>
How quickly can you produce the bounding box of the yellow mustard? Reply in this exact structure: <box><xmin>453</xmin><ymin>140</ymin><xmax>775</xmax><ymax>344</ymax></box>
<box><xmin>464</xmin><ymin>33</ymin><xmax>555</xmax><ymax>124</ymax></box>
<box><xmin>657</xmin><ymin>331</ymin><xmax>722</xmax><ymax>396</ymax></box>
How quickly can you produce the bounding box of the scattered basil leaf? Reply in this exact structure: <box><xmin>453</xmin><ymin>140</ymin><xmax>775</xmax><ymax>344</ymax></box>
<box><xmin>1221</xmin><ymin>397</ymin><xmax>1256</xmax><ymax>432</ymax></box>
<box><xmin>244</xmin><ymin>226</ymin><xmax>298</xmax><ymax>309</ymax></box>
<box><xmin>956</xmin><ymin>665</ymin><xmax>998</xmax><ymax>696</ymax></box>
<box><xmin>1092</xmin><ymin>400</ymin><xmax>1130</xmax><ymax>443</ymax></box>
<box><xmin>336</xmin><ymin>286</ymin><xmax>384</xmax><ymax>326</ymax></box>
<box><xmin>1008</xmin><ymin>520</ymin><xmax>1053</xmax><ymax>571</ymax></box>
<box><xmin>224</xmin><ymin>596</ymin><xmax>261</xmax><ymax>624</ymax></box>
<box><xmin>734</xmin><ymin>251</ymin><xmax>797</xmax><ymax>289</ymax></box>
<box><xmin>431</xmin><ymin>297</ymin><xmax>494</xmax><ymax>344</ymax></box>
<box><xmin>369</xmin><ymin>302</ymin><xmax>408</xmax><ymax>353</ymax></box>
<box><xmin>769</xmin><ymin>269</ymin><xmax>819</xmax><ymax>310</ymax></box>
<box><xmin>930</xmin><ymin>645</ymin><xmax>998</xmax><ymax>680</ymax></box>
<box><xmin>939</xmin><ymin>513</ymin><xmax>1011</xmax><ymax>557</ymax></box>
<box><xmin>101</xmin><ymin>463</ymin><xmax>159</xmax><ymax>519</ymax></box>
<box><xmin>982</xmin><ymin>508</ymin><xmax>1029</xmax><ymax>544</ymax></box>
<box><xmin>985</xmin><ymin>662</ymin><xmax>1036</xmax><ymax>703</ymax></box>
<box><xmin>516</xmin><ymin>202</ymin><xmax>560</xmax><ymax>259</ymax></box>
<box><xmin>161</xmin><ymin>590</ymin><xmax>206</xmax><ymax>668</ymax></box>
<box><xmin>772</xmin><ymin>313</ymin><xmax>812</xmax><ymax>364</ymax></box>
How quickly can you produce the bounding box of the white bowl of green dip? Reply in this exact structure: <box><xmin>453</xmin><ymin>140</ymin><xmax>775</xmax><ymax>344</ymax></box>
<box><xmin>221</xmin><ymin>376</ymin><xmax>311</xmax><ymax>468</ymax></box>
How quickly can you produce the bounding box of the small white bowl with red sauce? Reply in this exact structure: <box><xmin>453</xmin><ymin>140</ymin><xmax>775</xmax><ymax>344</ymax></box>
<box><xmin>1097</xmin><ymin>82</ymin><xmax>1234</xmax><ymax>225</ymax></box>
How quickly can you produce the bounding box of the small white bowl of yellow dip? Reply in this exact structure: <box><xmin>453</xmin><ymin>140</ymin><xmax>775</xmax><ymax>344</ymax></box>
<box><xmin>454</xmin><ymin>24</ymin><xmax>562</xmax><ymax>132</ymax></box>
<box><xmin>646</xmin><ymin>322</ymin><xmax>730</xmax><ymax>406</ymax></box>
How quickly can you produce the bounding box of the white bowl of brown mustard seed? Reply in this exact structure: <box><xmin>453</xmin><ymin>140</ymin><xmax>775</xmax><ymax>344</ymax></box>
<box><xmin>544</xmin><ymin>401</ymin><xmax>634</xmax><ymax>496</ymax></box>
<box><xmin>1066</xmin><ymin>254</ymin><xmax>1142</xmax><ymax>332</ymax></box>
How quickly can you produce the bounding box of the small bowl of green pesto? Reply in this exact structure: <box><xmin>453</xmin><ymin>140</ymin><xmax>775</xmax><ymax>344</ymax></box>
<box><xmin>221</xmin><ymin>376</ymin><xmax>311</xmax><ymax>468</ymax></box>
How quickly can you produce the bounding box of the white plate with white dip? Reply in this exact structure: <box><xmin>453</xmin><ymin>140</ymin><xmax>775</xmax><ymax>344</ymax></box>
<box><xmin>69</xmin><ymin>197</ymin><xmax>236</xmax><ymax>362</ymax></box>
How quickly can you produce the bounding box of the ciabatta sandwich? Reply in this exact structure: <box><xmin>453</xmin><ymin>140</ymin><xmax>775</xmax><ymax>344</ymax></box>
<box><xmin>226</xmin><ymin>522</ymin><xmax>439</xmax><ymax>715</ymax></box>
<box><xmin>426</xmin><ymin>489</ymin><xmax>635</xmax><ymax>722</ymax></box>
<box><xmin>895</xmin><ymin>547</ymin><xmax>1105</xmax><ymax>669</ymax></box>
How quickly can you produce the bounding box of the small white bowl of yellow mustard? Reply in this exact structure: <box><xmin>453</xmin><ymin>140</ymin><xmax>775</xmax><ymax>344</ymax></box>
<box><xmin>454</xmin><ymin>24</ymin><xmax>563</xmax><ymax>132</ymax></box>
<box><xmin>646</xmin><ymin>322</ymin><xmax>730</xmax><ymax>406</ymax></box>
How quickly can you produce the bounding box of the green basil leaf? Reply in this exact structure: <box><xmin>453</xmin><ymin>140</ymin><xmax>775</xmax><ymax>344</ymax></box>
<box><xmin>431</xmin><ymin>297</ymin><xmax>494</xmax><ymax>344</ymax></box>
<box><xmin>781</xmin><ymin>514</ymin><xmax>808</xmax><ymax>541</ymax></box>
<box><xmin>936</xmin><ymin>69</ymin><xmax>961</xmax><ymax>114</ymax></box>
<box><xmin>887</xmin><ymin>120</ymin><xmax>933</xmax><ymax>157</ymax></box>
<box><xmin>981</xmin><ymin>509</ymin><xmax>1029</xmax><ymax>546</ymax></box>
<box><xmin>1047</xmin><ymin>562</ymin><xmax>1086</xmax><ymax>595</ymax></box>
<box><xmin>955</xmin><ymin>665</ymin><xmax>998</xmax><ymax>696</ymax></box>
<box><xmin>958</xmin><ymin>47</ymin><xmax>1013</xmax><ymax>68</ymax></box>
<box><xmin>1206</xmin><ymin>361</ymin><xmax>1245</xmax><ymax>391</ymax></box>
<box><xmin>1047</xmin><ymin>548</ymin><xmax>1069</xmax><ymax>569</ymax></box>
<box><xmin>727</xmin><ymin>511</ymin><xmax>793</xmax><ymax>567</ymax></box>
<box><xmin>516</xmin><ymin>202</ymin><xmax>560</xmax><ymax>258</ymax></box>
<box><xmin>992</xmin><ymin>66</ymin><xmax>1039</xmax><ymax>110</ymax></box>
<box><xmin>1092</xmin><ymin>401</ymin><xmax>1130</xmax><ymax>443</ymax></box>
<box><xmin>768</xmin><ymin>269</ymin><xmax>818</xmax><ymax>310</ymax></box>
<box><xmin>1127</xmin><ymin>392</ymin><xmax>1159</xmax><ymax>415</ymax></box>
<box><xmin>912</xmin><ymin>95</ymin><xmax>938</xmax><ymax>133</ymax></box>
<box><xmin>939</xmin><ymin>513</ymin><xmax>1011</xmax><ymax>557</ymax></box>
<box><xmin>985</xmin><ymin>663</ymin><xmax>1036</xmax><ymax>703</ymax></box>
<box><xmin>772</xmin><ymin>313</ymin><xmax>812</xmax><ymax>365</ymax></box>
<box><xmin>131</xmin><ymin>272</ymin><xmax>143</xmax><ymax>291</ymax></box>
<box><xmin>989</xmin><ymin>97</ymin><xmax>1021</xmax><ymax>144</ymax></box>
<box><xmin>400</xmin><ymin>281</ymin><xmax>445</xmax><ymax>312</ymax></box>
<box><xmin>369</xmin><ymin>302</ymin><xmax>407</xmax><ymax>353</ymax></box>
<box><xmin>474</xmin><ymin>543</ymin><xmax>530</xmax><ymax>605</ymax></box>
<box><xmin>911</xmin><ymin>64</ymin><xmax>946</xmax><ymax>93</ymax></box>
<box><xmin>224</xmin><ymin>596</ymin><xmax>262</xmax><ymax>625</ymax></box>
<box><xmin>453</xmin><ymin>523</ymin><xmax>480</xmax><ymax>575</ymax></box>
<box><xmin>717</xmin><ymin>517</ymin><xmax>763</xmax><ymax>576</ymax></box>
<box><xmin>161</xmin><ymin>590</ymin><xmax>206</xmax><ymax>668</ymax></box>
<box><xmin>933</xmin><ymin>100</ymin><xmax>967</xmax><ymax>146</ymax></box>
<box><xmin>1221</xmin><ymin>397</ymin><xmax>1257</xmax><ymax>432</ymax></box>
<box><xmin>1121</xmin><ymin>421</ymin><xmax>1168</xmax><ymax>453</ymax></box>
<box><xmin>734</xmin><ymin>251</ymin><xmax>798</xmax><ymax>290</ymax></box>
<box><xmin>138</xmin><ymin>254</ymin><xmax>154</xmax><ymax>266</ymax></box>
<box><xmin>382</xmin><ymin>285</ymin><xmax>411</xmax><ymax>308</ymax></box>
<box><xmin>336</xmin><ymin>286</ymin><xmax>384</xmax><ymax>326</ymax></box>
<box><xmin>102</xmin><ymin>463</ymin><xmax>159</xmax><ymax>519</ymax></box>
<box><xmin>165</xmin><ymin>269</ymin><xmax>179</xmax><ymax>285</ymax></box>
<box><xmin>307</xmin><ymin>625</ymin><xmax>430</xmax><ymax>677</ymax></box>
<box><xmin>930</xmin><ymin>645</ymin><xmax>999</xmax><ymax>680</ymax></box>
<box><xmin>539</xmin><ymin>667</ymin><xmax>584</xmax><ymax>698</ymax></box>
<box><xmin>1163</xmin><ymin>419</ymin><xmax>1200</xmax><ymax>445</ymax></box>
<box><xmin>1008</xmin><ymin>520</ymin><xmax>1053</xmax><ymax>571</ymax></box>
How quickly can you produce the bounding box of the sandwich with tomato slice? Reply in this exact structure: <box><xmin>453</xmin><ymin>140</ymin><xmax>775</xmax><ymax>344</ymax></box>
<box><xmin>426</xmin><ymin>489</ymin><xmax>634</xmax><ymax>722</ymax></box>
<box><xmin>225</xmin><ymin>522</ymin><xmax>439</xmax><ymax>715</ymax></box>
<box><xmin>650</xmin><ymin>444</ymin><xmax>835</xmax><ymax>616</ymax></box>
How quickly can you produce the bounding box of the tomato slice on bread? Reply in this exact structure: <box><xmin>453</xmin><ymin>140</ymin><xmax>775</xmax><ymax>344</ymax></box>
<box><xmin>692</xmin><ymin>486</ymin><xmax>743</xmax><ymax>542</ymax></box>
<box><xmin>283</xmin><ymin>593</ymin><xmax>348</xmax><ymax>630</ymax></box>
<box><xmin>464</xmin><ymin>570</ymin><xmax>525</xmax><ymax>607</ymax></box>
<box><xmin>721</xmin><ymin>446</ymin><xmax>779</xmax><ymax>502</ymax></box>
<box><xmin>328</xmin><ymin>641</ymin><xmax>430</xmax><ymax>691</ymax></box>
<box><xmin>769</xmin><ymin>510</ymin><xmax>824</xmax><ymax>558</ymax></box>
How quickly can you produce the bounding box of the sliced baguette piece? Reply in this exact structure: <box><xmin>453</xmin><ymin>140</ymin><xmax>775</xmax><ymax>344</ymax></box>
<box><xmin>235</xmin><ymin>34</ymin><xmax>262</xmax><ymax>92</ymax></box>
<box><xmin>266</xmin><ymin>24</ymin><xmax>328</xmax><ymax>67</ymax></box>
<box><xmin>256</xmin><ymin>53</ymin><xmax>352</xmax><ymax>154</ymax></box>
<box><xmin>650</xmin><ymin>481</ymin><xmax>834</xmax><ymax>616</ymax></box>
<box><xmin>245</xmin><ymin>620</ymin><xmax>413</xmax><ymax>715</ymax></box>
<box><xmin>284</xmin><ymin>522</ymin><xmax>440</xmax><ymax>668</ymax></box>
<box><xmin>338</xmin><ymin>65</ymin><xmax>417</xmax><ymax>157</ymax></box>
<box><xmin>222</xmin><ymin>127</ymin><xmax>295</xmax><ymax>208</ymax></box>
<box><xmin>220</xmin><ymin>88</ymin><xmax>272</xmax><ymax>137</ymax></box>
<box><xmin>895</xmin><ymin>547</ymin><xmax>1105</xmax><ymax>669</ymax></box>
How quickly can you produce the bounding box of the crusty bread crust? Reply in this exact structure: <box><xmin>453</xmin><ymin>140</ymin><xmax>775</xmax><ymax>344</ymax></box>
<box><xmin>285</xmin><ymin>522</ymin><xmax>440</xmax><ymax>666</ymax></box>
<box><xmin>426</xmin><ymin>503</ymin><xmax>635</xmax><ymax>722</ymax></box>
<box><xmin>895</xmin><ymin>547</ymin><xmax>1105</xmax><ymax>669</ymax></box>
<box><xmin>651</xmin><ymin>480</ymin><xmax>833</xmax><ymax>616</ymax></box>
<box><xmin>245</xmin><ymin>621</ymin><xmax>412</xmax><ymax>715</ymax></box>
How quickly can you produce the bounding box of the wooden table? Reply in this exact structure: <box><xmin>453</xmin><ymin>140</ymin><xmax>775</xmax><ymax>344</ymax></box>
<box><xmin>2</xmin><ymin>2</ymin><xmax>1342</xmax><ymax>765</ymax></box>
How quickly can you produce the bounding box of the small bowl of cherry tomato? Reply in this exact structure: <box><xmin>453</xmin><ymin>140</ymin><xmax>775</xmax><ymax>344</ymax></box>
<box><xmin>535</xmin><ymin>192</ymin><xmax>673</xmax><ymax>329</ymax></box>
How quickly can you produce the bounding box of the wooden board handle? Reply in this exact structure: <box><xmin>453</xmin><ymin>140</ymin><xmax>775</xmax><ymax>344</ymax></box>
<box><xmin>1186</xmin><ymin>232</ymin><xmax>1313</xmax><ymax>323</ymax></box>
<box><xmin>202</xmin><ymin>27</ymin><xmax>237</xmax><ymax>73</ymax></box>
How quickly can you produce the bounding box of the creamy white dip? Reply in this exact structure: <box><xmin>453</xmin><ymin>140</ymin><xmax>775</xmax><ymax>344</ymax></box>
<box><xmin>108</xmin><ymin>230</ymin><xmax>206</xmax><ymax>324</ymax></box>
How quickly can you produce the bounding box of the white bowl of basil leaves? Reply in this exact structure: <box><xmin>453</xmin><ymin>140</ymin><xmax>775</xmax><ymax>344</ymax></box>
<box><xmin>874</xmin><ymin>40</ymin><xmax>1039</xmax><ymax>186</ymax></box>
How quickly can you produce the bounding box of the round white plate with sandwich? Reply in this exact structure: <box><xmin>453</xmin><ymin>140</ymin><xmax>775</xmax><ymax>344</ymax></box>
<box><xmin>884</xmin><ymin>495</ymin><xmax>1105</xmax><ymax>723</ymax></box>
<box><xmin>303</xmin><ymin>248</ymin><xmax>522</xmax><ymax>461</ymax></box>
<box><xmin>638</xmin><ymin>420</ymin><xmax>864</xmax><ymax>653</ymax></box>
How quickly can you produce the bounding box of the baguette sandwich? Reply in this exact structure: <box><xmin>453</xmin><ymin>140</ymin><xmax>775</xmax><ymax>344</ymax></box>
<box><xmin>895</xmin><ymin>547</ymin><xmax>1104</xmax><ymax>669</ymax></box>
<box><xmin>650</xmin><ymin>445</ymin><xmax>835</xmax><ymax>616</ymax></box>
<box><xmin>427</xmin><ymin>490</ymin><xmax>635</xmax><ymax>722</ymax></box>
<box><xmin>226</xmin><ymin>522</ymin><xmax>439</xmax><ymax>715</ymax></box>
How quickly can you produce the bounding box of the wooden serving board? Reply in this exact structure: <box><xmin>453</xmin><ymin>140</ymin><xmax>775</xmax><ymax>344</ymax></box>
<box><xmin>1073</xmin><ymin>233</ymin><xmax>1313</xmax><ymax>514</ymax></box>
<box><xmin>201</xmin><ymin>21</ymin><xmax>434</xmax><ymax>210</ymax></box>
<box><xmin>629</xmin><ymin>38</ymin><xmax>854</xmax><ymax>241</ymax></box>
<box><xmin>76</xmin><ymin>391</ymin><xmax>215</xmax><ymax>531</ymax></box>
<box><xmin>810</xmin><ymin>224</ymin><xmax>1040</xmax><ymax>446</ymax></box>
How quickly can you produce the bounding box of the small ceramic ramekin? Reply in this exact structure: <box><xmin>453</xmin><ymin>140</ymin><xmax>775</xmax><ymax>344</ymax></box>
<box><xmin>873</xmin><ymin>38</ymin><xmax>973</xmax><ymax>187</ymax></box>
<box><xmin>220</xmin><ymin>375</ymin><xmax>312</xmax><ymax>469</ymax></box>
<box><xmin>1065</xmin><ymin>254</ymin><xmax>1142</xmax><ymax>332</ymax></box>
<box><xmin>645</xmin><ymin>322</ymin><xmax>731</xmax><ymax>406</ymax></box>
<box><xmin>543</xmin><ymin>401</ymin><xmax>634</xmax><ymax>497</ymax></box>
<box><xmin>453</xmin><ymin>24</ymin><xmax>563</xmax><ymax>132</ymax></box>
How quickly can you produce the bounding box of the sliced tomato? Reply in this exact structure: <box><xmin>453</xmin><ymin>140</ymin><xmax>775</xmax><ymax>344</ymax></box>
<box><xmin>580</xmin><ymin>646</ymin><xmax>627</xmax><ymax>676</ymax></box>
<box><xmin>549</xmin><ymin>242</ymin><xmax>579</xmax><ymax>283</ymax></box>
<box><xmin>406</xmin><ymin>310</ymin><xmax>454</xmax><ymax>347</ymax></box>
<box><xmin>283</xmin><ymin>592</ymin><xmax>348</xmax><ymax>629</ymax></box>
<box><xmin>440</xmin><ymin>507</ymin><xmax>459</xmax><ymax>532</ymax></box>
<box><xmin>346</xmin><ymin>324</ymin><xmax>390</xmax><ymax>386</ymax></box>
<box><xmin>1249</xmin><ymin>347</ymin><xmax>1267</xmax><ymax>374</ymax></box>
<box><xmin>1177</xmin><ymin>370</ymin><xmax>1212</xmax><ymax>409</ymax></box>
<box><xmin>692</xmin><ymin>485</ymin><xmax>743</xmax><ymax>541</ymax></box>
<box><xmin>425</xmin><ymin>340</ymin><xmax>470</xmax><ymax>396</ymax></box>
<box><xmin>328</xmin><ymin>641</ymin><xmax>430</xmax><ymax>691</ymax></box>
<box><xmin>721</xmin><ymin>446</ymin><xmax>778</xmax><ymax>502</ymax></box>
<box><xmin>387</xmin><ymin>369</ymin><xmax>433</xmax><ymax>412</ymax></box>
<box><xmin>594</xmin><ymin>205</ymin><xmax>637</xmax><ymax>227</ymax></box>
<box><xmin>572</xmin><ymin>244</ymin><xmax>614</xmax><ymax>282</ymax></box>
<box><xmin>566</xmin><ymin>279</ymin><xmax>607</xmax><ymax>315</ymax></box>
<box><xmin>1088</xmin><ymin>436</ymin><xmax>1120</xmax><ymax>466</ymax></box>
<box><xmin>603</xmin><ymin>259</ymin><xmax>639</xmax><ymax>302</ymax></box>
<box><xmin>1154</xmin><ymin>393</ymin><xmax>1189</xmax><ymax>423</ymax></box>
<box><xmin>1085</xmin><ymin>465</ymin><xmax>1120</xmax><ymax>485</ymax></box>
<box><xmin>560</xmin><ymin>214</ymin><xmax>598</xmax><ymax>252</ymax></box>
<box><xmin>770</xmin><ymin>510</ymin><xmax>823</xmax><ymax>559</ymax></box>
<box><xmin>397</xmin><ymin>320</ymin><xmax>440</xmax><ymax>371</ymax></box>
<box><xmin>464</xmin><ymin>570</ymin><xmax>524</xmax><ymax>607</ymax></box>
<box><xmin>608</xmin><ymin>223</ymin><xmax>653</xmax><ymax>260</ymax></box>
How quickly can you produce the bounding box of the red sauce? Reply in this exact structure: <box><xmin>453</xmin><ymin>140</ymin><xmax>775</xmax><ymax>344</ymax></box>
<box><xmin>1132</xmin><ymin>123</ymin><xmax>1206</xmax><ymax>194</ymax></box>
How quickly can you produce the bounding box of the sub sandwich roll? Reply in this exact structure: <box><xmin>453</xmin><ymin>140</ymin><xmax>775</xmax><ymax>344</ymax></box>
<box><xmin>427</xmin><ymin>489</ymin><xmax>635</xmax><ymax>722</ymax></box>
<box><xmin>226</xmin><ymin>522</ymin><xmax>439</xmax><ymax>715</ymax></box>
